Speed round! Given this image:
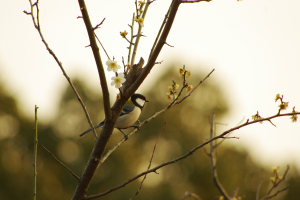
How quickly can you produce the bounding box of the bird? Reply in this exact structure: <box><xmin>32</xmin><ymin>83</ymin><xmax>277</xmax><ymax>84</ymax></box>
<box><xmin>79</xmin><ymin>93</ymin><xmax>149</xmax><ymax>139</ymax></box>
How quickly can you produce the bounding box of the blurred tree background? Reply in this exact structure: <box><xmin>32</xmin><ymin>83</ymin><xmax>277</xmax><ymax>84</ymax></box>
<box><xmin>0</xmin><ymin>64</ymin><xmax>299</xmax><ymax>200</ymax></box>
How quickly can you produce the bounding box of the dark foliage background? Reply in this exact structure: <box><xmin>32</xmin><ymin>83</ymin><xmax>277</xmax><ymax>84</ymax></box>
<box><xmin>0</xmin><ymin>64</ymin><xmax>299</xmax><ymax>200</ymax></box>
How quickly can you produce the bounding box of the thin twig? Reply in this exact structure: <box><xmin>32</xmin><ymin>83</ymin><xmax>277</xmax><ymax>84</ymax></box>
<box><xmin>86</xmin><ymin>112</ymin><xmax>298</xmax><ymax>200</ymax></box>
<box><xmin>95</xmin><ymin>34</ymin><xmax>110</xmax><ymax>60</ymax></box>
<box><xmin>256</xmin><ymin>180</ymin><xmax>263</xmax><ymax>200</ymax></box>
<box><xmin>263</xmin><ymin>187</ymin><xmax>289</xmax><ymax>200</ymax></box>
<box><xmin>148</xmin><ymin>0</ymin><xmax>172</xmax><ymax>60</ymax></box>
<box><xmin>179</xmin><ymin>191</ymin><xmax>202</xmax><ymax>200</ymax></box>
<box><xmin>260</xmin><ymin>165</ymin><xmax>290</xmax><ymax>200</ymax></box>
<box><xmin>209</xmin><ymin>114</ymin><xmax>231</xmax><ymax>200</ymax></box>
<box><xmin>93</xmin><ymin>18</ymin><xmax>105</xmax><ymax>30</ymax></box>
<box><xmin>85</xmin><ymin>124</ymin><xmax>234</xmax><ymax>200</ymax></box>
<box><xmin>41</xmin><ymin>145</ymin><xmax>80</xmax><ymax>181</ymax></box>
<box><xmin>24</xmin><ymin>0</ymin><xmax>99</xmax><ymax>140</ymax></box>
<box><xmin>127</xmin><ymin>13</ymin><xmax>135</xmax><ymax>69</ymax></box>
<box><xmin>33</xmin><ymin>105</ymin><xmax>38</xmax><ymax>200</ymax></box>
<box><xmin>164</xmin><ymin>42</ymin><xmax>174</xmax><ymax>47</ymax></box>
<box><xmin>78</xmin><ymin>0</ymin><xmax>111</xmax><ymax>121</ymax></box>
<box><xmin>130</xmin><ymin>0</ymin><xmax>151</xmax><ymax>66</ymax></box>
<box><xmin>129</xmin><ymin>122</ymin><xmax>166</xmax><ymax>200</ymax></box>
<box><xmin>101</xmin><ymin>69</ymin><xmax>215</xmax><ymax>163</ymax></box>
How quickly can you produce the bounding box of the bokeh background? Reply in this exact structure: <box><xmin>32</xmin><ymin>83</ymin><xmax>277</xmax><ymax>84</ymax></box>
<box><xmin>1</xmin><ymin>0</ymin><xmax>300</xmax><ymax>199</ymax></box>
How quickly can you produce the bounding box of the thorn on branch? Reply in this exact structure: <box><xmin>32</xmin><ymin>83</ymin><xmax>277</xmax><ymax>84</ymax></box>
<box><xmin>23</xmin><ymin>10</ymin><xmax>31</xmax><ymax>15</ymax></box>
<box><xmin>165</xmin><ymin>42</ymin><xmax>174</xmax><ymax>47</ymax></box>
<box><xmin>155</xmin><ymin>61</ymin><xmax>163</xmax><ymax>65</ymax></box>
<box><xmin>32</xmin><ymin>0</ymin><xmax>39</xmax><ymax>7</ymax></box>
<box><xmin>77</xmin><ymin>16</ymin><xmax>83</xmax><ymax>19</ymax></box>
<box><xmin>93</xmin><ymin>18</ymin><xmax>106</xmax><ymax>30</ymax></box>
<box><xmin>85</xmin><ymin>44</ymin><xmax>91</xmax><ymax>48</ymax></box>
<box><xmin>268</xmin><ymin>119</ymin><xmax>276</xmax><ymax>127</ymax></box>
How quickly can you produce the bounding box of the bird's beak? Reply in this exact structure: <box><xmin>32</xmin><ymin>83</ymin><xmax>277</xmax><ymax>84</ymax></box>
<box><xmin>146</xmin><ymin>99</ymin><xmax>149</xmax><ymax>103</ymax></box>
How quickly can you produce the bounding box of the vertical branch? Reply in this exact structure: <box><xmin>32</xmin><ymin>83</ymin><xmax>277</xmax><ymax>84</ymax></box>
<box><xmin>148</xmin><ymin>1</ymin><xmax>173</xmax><ymax>60</ymax></box>
<box><xmin>130</xmin><ymin>0</ymin><xmax>151</xmax><ymax>66</ymax></box>
<box><xmin>209</xmin><ymin>114</ymin><xmax>231</xmax><ymax>200</ymax></box>
<box><xmin>25</xmin><ymin>0</ymin><xmax>99</xmax><ymax>139</ymax></box>
<box><xmin>33</xmin><ymin>105</ymin><xmax>39</xmax><ymax>200</ymax></box>
<box><xmin>127</xmin><ymin>13</ymin><xmax>135</xmax><ymax>69</ymax></box>
<box><xmin>126</xmin><ymin>0</ymin><xmax>181</xmax><ymax>96</ymax></box>
<box><xmin>78</xmin><ymin>0</ymin><xmax>111</xmax><ymax>120</ymax></box>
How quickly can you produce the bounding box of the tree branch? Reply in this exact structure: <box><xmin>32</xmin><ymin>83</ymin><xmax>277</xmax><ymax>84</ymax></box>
<box><xmin>41</xmin><ymin>145</ymin><xmax>80</xmax><ymax>181</ymax></box>
<box><xmin>24</xmin><ymin>0</ymin><xmax>98</xmax><ymax>139</ymax></box>
<box><xmin>86</xmin><ymin>110</ymin><xmax>298</xmax><ymax>199</ymax></box>
<box><xmin>209</xmin><ymin>114</ymin><xmax>231</xmax><ymax>200</ymax></box>
<box><xmin>125</xmin><ymin>0</ymin><xmax>181</xmax><ymax>97</ymax></box>
<box><xmin>129</xmin><ymin>122</ymin><xmax>166</xmax><ymax>200</ymax></box>
<box><xmin>101</xmin><ymin>69</ymin><xmax>215</xmax><ymax>163</ymax></box>
<box><xmin>78</xmin><ymin>0</ymin><xmax>111</xmax><ymax>120</ymax></box>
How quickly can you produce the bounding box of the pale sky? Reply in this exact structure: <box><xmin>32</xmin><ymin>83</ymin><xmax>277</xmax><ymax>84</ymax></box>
<box><xmin>1</xmin><ymin>0</ymin><xmax>300</xmax><ymax>168</ymax></box>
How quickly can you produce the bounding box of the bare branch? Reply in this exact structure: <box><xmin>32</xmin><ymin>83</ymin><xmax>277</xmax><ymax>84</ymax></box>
<box><xmin>260</xmin><ymin>165</ymin><xmax>290</xmax><ymax>200</ymax></box>
<box><xmin>93</xmin><ymin>18</ymin><xmax>105</xmax><ymax>30</ymax></box>
<box><xmin>164</xmin><ymin>42</ymin><xmax>174</xmax><ymax>47</ymax></box>
<box><xmin>101</xmin><ymin>69</ymin><xmax>215</xmax><ymax>163</ymax></box>
<box><xmin>209</xmin><ymin>114</ymin><xmax>231</xmax><ymax>200</ymax></box>
<box><xmin>41</xmin><ymin>145</ymin><xmax>79</xmax><ymax>181</ymax></box>
<box><xmin>126</xmin><ymin>0</ymin><xmax>181</xmax><ymax>96</ymax></box>
<box><xmin>130</xmin><ymin>0</ymin><xmax>151</xmax><ymax>66</ymax></box>
<box><xmin>78</xmin><ymin>0</ymin><xmax>111</xmax><ymax>120</ymax></box>
<box><xmin>179</xmin><ymin>191</ymin><xmax>202</xmax><ymax>200</ymax></box>
<box><xmin>86</xmin><ymin>121</ymin><xmax>234</xmax><ymax>200</ymax></box>
<box><xmin>129</xmin><ymin>122</ymin><xmax>166</xmax><ymax>200</ymax></box>
<box><xmin>25</xmin><ymin>0</ymin><xmax>98</xmax><ymax>139</ymax></box>
<box><xmin>88</xmin><ymin>111</ymin><xmax>297</xmax><ymax>199</ymax></box>
<box><xmin>33</xmin><ymin>105</ymin><xmax>39</xmax><ymax>200</ymax></box>
<box><xmin>263</xmin><ymin>187</ymin><xmax>289</xmax><ymax>200</ymax></box>
<box><xmin>95</xmin><ymin>34</ymin><xmax>110</xmax><ymax>60</ymax></box>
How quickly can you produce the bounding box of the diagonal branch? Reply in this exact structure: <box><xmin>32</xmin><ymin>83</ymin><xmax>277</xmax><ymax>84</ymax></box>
<box><xmin>24</xmin><ymin>0</ymin><xmax>98</xmax><ymax>139</ymax></box>
<box><xmin>125</xmin><ymin>0</ymin><xmax>181</xmax><ymax>97</ymax></box>
<box><xmin>86</xmin><ymin>122</ymin><xmax>233</xmax><ymax>200</ymax></box>
<box><xmin>101</xmin><ymin>69</ymin><xmax>215</xmax><ymax>163</ymax></box>
<box><xmin>41</xmin><ymin>145</ymin><xmax>80</xmax><ymax>181</ymax></box>
<box><xmin>209</xmin><ymin>114</ymin><xmax>231</xmax><ymax>200</ymax></box>
<box><xmin>129</xmin><ymin>122</ymin><xmax>166</xmax><ymax>200</ymax></box>
<box><xmin>86</xmin><ymin>110</ymin><xmax>299</xmax><ymax>199</ymax></box>
<box><xmin>78</xmin><ymin>0</ymin><xmax>111</xmax><ymax>120</ymax></box>
<box><xmin>260</xmin><ymin>165</ymin><xmax>290</xmax><ymax>200</ymax></box>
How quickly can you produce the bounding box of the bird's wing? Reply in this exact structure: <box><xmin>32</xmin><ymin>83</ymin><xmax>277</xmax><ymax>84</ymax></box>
<box><xmin>120</xmin><ymin>103</ymin><xmax>135</xmax><ymax>116</ymax></box>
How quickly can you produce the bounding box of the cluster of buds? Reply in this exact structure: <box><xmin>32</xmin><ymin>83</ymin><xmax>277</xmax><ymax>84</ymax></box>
<box><xmin>291</xmin><ymin>106</ymin><xmax>298</xmax><ymax>122</ymax></box>
<box><xmin>106</xmin><ymin>59</ymin><xmax>126</xmax><ymax>89</ymax></box>
<box><xmin>167</xmin><ymin>80</ymin><xmax>179</xmax><ymax>100</ymax></box>
<box><xmin>275</xmin><ymin>93</ymin><xmax>289</xmax><ymax>110</ymax></box>
<box><xmin>251</xmin><ymin>111</ymin><xmax>263</xmax><ymax>123</ymax></box>
<box><xmin>136</xmin><ymin>1</ymin><xmax>146</xmax><ymax>23</ymax></box>
<box><xmin>251</xmin><ymin>94</ymin><xmax>298</xmax><ymax>123</ymax></box>
<box><xmin>275</xmin><ymin>93</ymin><xmax>297</xmax><ymax>122</ymax></box>
<box><xmin>167</xmin><ymin>66</ymin><xmax>193</xmax><ymax>100</ymax></box>
<box><xmin>270</xmin><ymin>167</ymin><xmax>282</xmax><ymax>185</ymax></box>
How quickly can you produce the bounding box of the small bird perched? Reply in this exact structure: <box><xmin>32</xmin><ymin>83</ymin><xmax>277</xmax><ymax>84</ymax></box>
<box><xmin>79</xmin><ymin>93</ymin><xmax>149</xmax><ymax>138</ymax></box>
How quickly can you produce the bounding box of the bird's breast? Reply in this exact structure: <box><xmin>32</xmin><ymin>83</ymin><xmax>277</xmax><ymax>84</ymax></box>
<box><xmin>115</xmin><ymin>107</ymin><xmax>141</xmax><ymax>129</ymax></box>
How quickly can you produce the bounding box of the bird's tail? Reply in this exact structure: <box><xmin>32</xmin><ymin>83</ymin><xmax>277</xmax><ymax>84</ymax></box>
<box><xmin>79</xmin><ymin>122</ymin><xmax>104</xmax><ymax>137</ymax></box>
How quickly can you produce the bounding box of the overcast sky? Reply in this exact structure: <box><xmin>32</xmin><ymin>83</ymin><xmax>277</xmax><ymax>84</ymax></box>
<box><xmin>1</xmin><ymin>0</ymin><xmax>300</xmax><ymax>168</ymax></box>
